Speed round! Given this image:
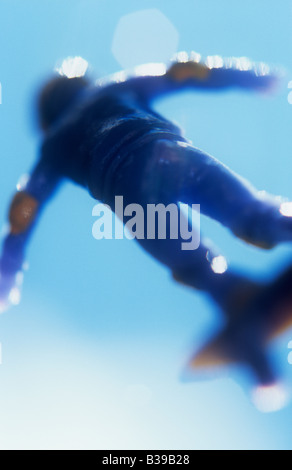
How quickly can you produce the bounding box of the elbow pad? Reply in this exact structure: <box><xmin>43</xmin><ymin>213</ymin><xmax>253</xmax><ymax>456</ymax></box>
<box><xmin>167</xmin><ymin>61</ymin><xmax>211</xmax><ymax>82</ymax></box>
<box><xmin>9</xmin><ymin>191</ymin><xmax>39</xmax><ymax>235</ymax></box>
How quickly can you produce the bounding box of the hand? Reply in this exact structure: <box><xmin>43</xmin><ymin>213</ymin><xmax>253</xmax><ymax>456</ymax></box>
<box><xmin>0</xmin><ymin>269</ymin><xmax>20</xmax><ymax>314</ymax></box>
<box><xmin>251</xmin><ymin>72</ymin><xmax>281</xmax><ymax>94</ymax></box>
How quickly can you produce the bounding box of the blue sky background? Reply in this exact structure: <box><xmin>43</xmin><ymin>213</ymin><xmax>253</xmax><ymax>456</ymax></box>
<box><xmin>0</xmin><ymin>0</ymin><xmax>292</xmax><ymax>450</ymax></box>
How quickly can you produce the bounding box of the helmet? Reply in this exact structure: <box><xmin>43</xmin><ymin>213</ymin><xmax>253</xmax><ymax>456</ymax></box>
<box><xmin>38</xmin><ymin>75</ymin><xmax>90</xmax><ymax>131</ymax></box>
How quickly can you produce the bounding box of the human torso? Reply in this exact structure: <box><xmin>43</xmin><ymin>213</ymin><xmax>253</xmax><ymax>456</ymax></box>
<box><xmin>40</xmin><ymin>84</ymin><xmax>184</xmax><ymax>202</ymax></box>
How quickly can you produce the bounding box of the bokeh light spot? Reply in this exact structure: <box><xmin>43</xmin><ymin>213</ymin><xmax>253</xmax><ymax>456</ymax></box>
<box><xmin>112</xmin><ymin>9</ymin><xmax>179</xmax><ymax>69</ymax></box>
<box><xmin>55</xmin><ymin>56</ymin><xmax>89</xmax><ymax>79</ymax></box>
<box><xmin>280</xmin><ymin>202</ymin><xmax>292</xmax><ymax>217</ymax></box>
<box><xmin>211</xmin><ymin>255</ymin><xmax>228</xmax><ymax>274</ymax></box>
<box><xmin>251</xmin><ymin>383</ymin><xmax>289</xmax><ymax>413</ymax></box>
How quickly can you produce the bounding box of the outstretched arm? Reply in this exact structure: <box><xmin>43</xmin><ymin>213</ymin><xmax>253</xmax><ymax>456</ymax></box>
<box><xmin>106</xmin><ymin>52</ymin><xmax>280</xmax><ymax>104</ymax></box>
<box><xmin>0</xmin><ymin>153</ymin><xmax>61</xmax><ymax>312</ymax></box>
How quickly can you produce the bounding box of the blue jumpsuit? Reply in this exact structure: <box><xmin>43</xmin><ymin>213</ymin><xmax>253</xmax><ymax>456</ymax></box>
<box><xmin>1</xmin><ymin>54</ymin><xmax>291</xmax><ymax>389</ymax></box>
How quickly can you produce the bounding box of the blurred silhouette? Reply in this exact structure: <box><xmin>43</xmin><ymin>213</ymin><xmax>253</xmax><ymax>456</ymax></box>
<box><xmin>0</xmin><ymin>53</ymin><xmax>291</xmax><ymax>410</ymax></box>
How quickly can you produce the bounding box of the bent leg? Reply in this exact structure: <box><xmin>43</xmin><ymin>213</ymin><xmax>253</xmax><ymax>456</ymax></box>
<box><xmin>142</xmin><ymin>139</ymin><xmax>291</xmax><ymax>250</ymax></box>
<box><xmin>106</xmin><ymin>137</ymin><xmax>292</xmax><ymax>384</ymax></box>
